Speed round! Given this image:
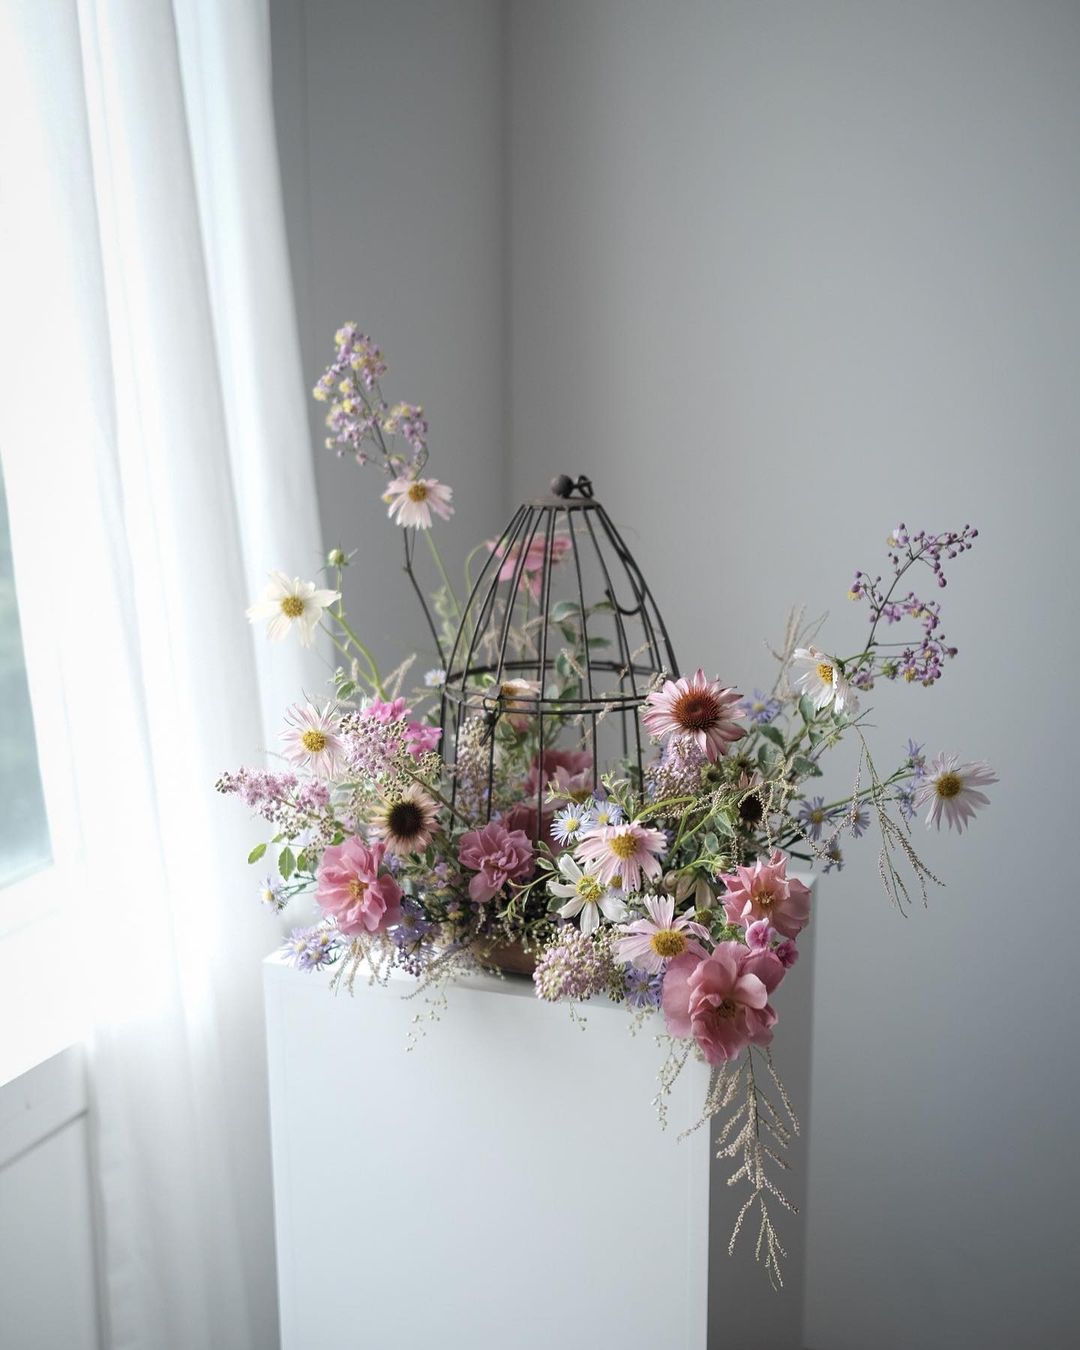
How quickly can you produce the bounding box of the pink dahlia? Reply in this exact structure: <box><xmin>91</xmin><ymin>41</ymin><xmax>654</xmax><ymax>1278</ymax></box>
<box><xmin>614</xmin><ymin>893</ymin><xmax>710</xmax><ymax>974</ymax></box>
<box><xmin>489</xmin><ymin>531</ymin><xmax>573</xmax><ymax>599</ymax></box>
<box><xmin>382</xmin><ymin>475</ymin><xmax>454</xmax><ymax>529</ymax></box>
<box><xmin>641</xmin><ymin>669</ymin><xmax>745</xmax><ymax>762</ymax></box>
<box><xmin>914</xmin><ymin>753</ymin><xmax>997</xmax><ymax>833</ymax></box>
<box><xmin>457</xmin><ymin>821</ymin><xmax>534</xmax><ymax>903</ymax></box>
<box><xmin>718</xmin><ymin>849</ymin><xmax>811</xmax><ymax>940</ymax></box>
<box><xmin>662</xmin><ymin>943</ymin><xmax>786</xmax><ymax>1064</ymax></box>
<box><xmin>575</xmin><ymin>821</ymin><xmax>666</xmax><ymax>893</ymax></box>
<box><xmin>316</xmin><ymin>837</ymin><xmax>402</xmax><ymax>936</ymax></box>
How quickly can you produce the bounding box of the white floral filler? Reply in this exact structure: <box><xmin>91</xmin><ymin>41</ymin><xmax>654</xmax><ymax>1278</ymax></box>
<box><xmin>218</xmin><ymin>323</ymin><xmax>995</xmax><ymax>1287</ymax></box>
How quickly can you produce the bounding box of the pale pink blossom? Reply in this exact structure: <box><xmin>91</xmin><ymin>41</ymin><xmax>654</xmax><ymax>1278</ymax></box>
<box><xmin>457</xmin><ymin>821</ymin><xmax>534</xmax><ymax>903</ymax></box>
<box><xmin>488</xmin><ymin>531</ymin><xmax>573</xmax><ymax>599</ymax></box>
<box><xmin>614</xmin><ymin>893</ymin><xmax>709</xmax><ymax>974</ymax></box>
<box><xmin>316</xmin><ymin>836</ymin><xmax>402</xmax><ymax>935</ymax></box>
<box><xmin>280</xmin><ymin>701</ymin><xmax>345</xmax><ymax>778</ymax></box>
<box><xmin>642</xmin><ymin>669</ymin><xmax>745</xmax><ymax>762</ymax></box>
<box><xmin>719</xmin><ymin>849</ymin><xmax>811</xmax><ymax>940</ymax></box>
<box><xmin>662</xmin><ymin>943</ymin><xmax>786</xmax><ymax>1064</ymax></box>
<box><xmin>246</xmin><ymin>572</ymin><xmax>340</xmax><ymax>646</ymax></box>
<box><xmin>383</xmin><ymin>475</ymin><xmax>454</xmax><ymax>529</ymax></box>
<box><xmin>915</xmin><ymin>753</ymin><xmax>997</xmax><ymax>833</ymax></box>
<box><xmin>575</xmin><ymin>821</ymin><xmax>666</xmax><ymax>893</ymax></box>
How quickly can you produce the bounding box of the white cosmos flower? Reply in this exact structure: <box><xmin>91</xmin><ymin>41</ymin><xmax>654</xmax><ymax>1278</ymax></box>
<box><xmin>549</xmin><ymin>854</ymin><xmax>629</xmax><ymax>935</ymax></box>
<box><xmin>246</xmin><ymin>571</ymin><xmax>340</xmax><ymax>646</ymax></box>
<box><xmin>914</xmin><ymin>753</ymin><xmax>997</xmax><ymax>833</ymax></box>
<box><xmin>791</xmin><ymin>645</ymin><xmax>859</xmax><ymax>716</ymax></box>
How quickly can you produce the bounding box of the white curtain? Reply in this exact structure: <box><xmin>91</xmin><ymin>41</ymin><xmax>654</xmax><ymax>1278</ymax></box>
<box><xmin>0</xmin><ymin>2</ymin><xmax>321</xmax><ymax>1345</ymax></box>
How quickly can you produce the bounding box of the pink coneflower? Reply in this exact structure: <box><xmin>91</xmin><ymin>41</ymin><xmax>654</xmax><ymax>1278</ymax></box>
<box><xmin>382</xmin><ymin>475</ymin><xmax>454</xmax><ymax>529</ymax></box>
<box><xmin>641</xmin><ymin>669</ymin><xmax>745</xmax><ymax>762</ymax></box>
<box><xmin>371</xmin><ymin>783</ymin><xmax>440</xmax><ymax>856</ymax></box>
<box><xmin>915</xmin><ymin>753</ymin><xmax>997</xmax><ymax>833</ymax></box>
<box><xmin>280</xmin><ymin>702</ymin><xmax>345</xmax><ymax>778</ymax></box>
<box><xmin>614</xmin><ymin>893</ymin><xmax>710</xmax><ymax>974</ymax></box>
<box><xmin>718</xmin><ymin>848</ymin><xmax>811</xmax><ymax>940</ymax></box>
<box><xmin>575</xmin><ymin>821</ymin><xmax>666</xmax><ymax>894</ymax></box>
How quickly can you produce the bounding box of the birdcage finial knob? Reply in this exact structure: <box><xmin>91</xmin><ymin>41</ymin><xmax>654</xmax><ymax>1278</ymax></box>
<box><xmin>550</xmin><ymin>473</ymin><xmax>594</xmax><ymax>500</ymax></box>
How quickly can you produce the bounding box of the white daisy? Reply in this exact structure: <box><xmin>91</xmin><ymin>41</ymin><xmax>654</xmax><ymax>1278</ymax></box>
<box><xmin>914</xmin><ymin>753</ymin><xmax>997</xmax><ymax>833</ymax></box>
<box><xmin>246</xmin><ymin>571</ymin><xmax>340</xmax><ymax>646</ymax></box>
<box><xmin>791</xmin><ymin>645</ymin><xmax>859</xmax><ymax>716</ymax></box>
<box><xmin>382</xmin><ymin>475</ymin><xmax>454</xmax><ymax>529</ymax></box>
<box><xmin>588</xmin><ymin>799</ymin><xmax>624</xmax><ymax>829</ymax></box>
<box><xmin>549</xmin><ymin>854</ymin><xmax>629</xmax><ymax>935</ymax></box>
<box><xmin>552</xmin><ymin>803</ymin><xmax>591</xmax><ymax>846</ymax></box>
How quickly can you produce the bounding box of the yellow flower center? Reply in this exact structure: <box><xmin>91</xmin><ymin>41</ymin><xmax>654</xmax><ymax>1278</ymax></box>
<box><xmin>810</xmin><ymin>808</ymin><xmax>825</xmax><ymax>825</ymax></box>
<box><xmin>577</xmin><ymin>874</ymin><xmax>604</xmax><ymax>903</ymax></box>
<box><xmin>301</xmin><ymin>729</ymin><xmax>327</xmax><ymax>754</ymax></box>
<box><xmin>752</xmin><ymin>886</ymin><xmax>774</xmax><ymax>909</ymax></box>
<box><xmin>649</xmin><ymin>928</ymin><xmax>686</xmax><ymax>959</ymax></box>
<box><xmin>407</xmin><ymin>481</ymin><xmax>429</xmax><ymax>502</ymax></box>
<box><xmin>347</xmin><ymin>878</ymin><xmax>368</xmax><ymax>902</ymax></box>
<box><xmin>609</xmin><ymin>832</ymin><xmax>639</xmax><ymax>860</ymax></box>
<box><xmin>280</xmin><ymin>595</ymin><xmax>305</xmax><ymax>618</ymax></box>
<box><xmin>816</xmin><ymin>661</ymin><xmax>834</xmax><ymax>685</ymax></box>
<box><xmin>935</xmin><ymin>772</ymin><xmax>962</xmax><ymax>800</ymax></box>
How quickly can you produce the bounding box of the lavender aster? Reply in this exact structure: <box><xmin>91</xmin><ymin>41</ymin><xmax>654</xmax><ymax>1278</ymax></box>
<box><xmin>795</xmin><ymin>795</ymin><xmax>836</xmax><ymax>841</ymax></box>
<box><xmin>623</xmin><ymin>966</ymin><xmax>663</xmax><ymax>1011</ymax></box>
<box><xmin>738</xmin><ymin>689</ymin><xmax>782</xmax><ymax>725</ymax></box>
<box><xmin>280</xmin><ymin>925</ymin><xmax>343</xmax><ymax>971</ymax></box>
<box><xmin>258</xmin><ymin>875</ymin><xmax>288</xmax><ymax>912</ymax></box>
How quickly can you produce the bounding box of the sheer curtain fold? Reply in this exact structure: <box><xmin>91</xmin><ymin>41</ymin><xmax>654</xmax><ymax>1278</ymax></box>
<box><xmin>0</xmin><ymin>2</ymin><xmax>320</xmax><ymax>1345</ymax></box>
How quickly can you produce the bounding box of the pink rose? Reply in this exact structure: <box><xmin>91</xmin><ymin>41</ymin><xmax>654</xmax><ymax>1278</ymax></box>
<box><xmin>489</xmin><ymin>532</ymin><xmax>573</xmax><ymax>599</ymax></box>
<box><xmin>316</xmin><ymin>836</ymin><xmax>402</xmax><ymax>935</ymax></box>
<box><xmin>500</xmin><ymin>800</ymin><xmax>555</xmax><ymax>849</ymax></box>
<box><xmin>718</xmin><ymin>849</ymin><xmax>811</xmax><ymax>940</ymax></box>
<box><xmin>523</xmin><ymin>748</ymin><xmax>593</xmax><ymax>799</ymax></box>
<box><xmin>661</xmin><ymin>943</ymin><xmax>786</xmax><ymax>1064</ymax></box>
<box><xmin>457</xmin><ymin>821</ymin><xmax>534</xmax><ymax>903</ymax></box>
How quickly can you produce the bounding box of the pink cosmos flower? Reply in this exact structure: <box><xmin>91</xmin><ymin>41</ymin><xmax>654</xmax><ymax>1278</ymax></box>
<box><xmin>661</xmin><ymin>943</ymin><xmax>786</xmax><ymax>1064</ymax></box>
<box><xmin>457</xmin><ymin>821</ymin><xmax>534</xmax><ymax>903</ymax></box>
<box><xmin>316</xmin><ymin>837</ymin><xmax>402</xmax><ymax>935</ymax></box>
<box><xmin>280</xmin><ymin>701</ymin><xmax>345</xmax><ymax>778</ymax></box>
<box><xmin>718</xmin><ymin>849</ymin><xmax>811</xmax><ymax>940</ymax></box>
<box><xmin>614</xmin><ymin>893</ymin><xmax>710</xmax><ymax>974</ymax></box>
<box><xmin>914</xmin><ymin>753</ymin><xmax>997</xmax><ymax>833</ymax></box>
<box><xmin>382</xmin><ymin>475</ymin><xmax>454</xmax><ymax>529</ymax></box>
<box><xmin>641</xmin><ymin>669</ymin><xmax>745</xmax><ymax>762</ymax></box>
<box><xmin>488</xmin><ymin>531</ymin><xmax>573</xmax><ymax>599</ymax></box>
<box><xmin>575</xmin><ymin>821</ymin><xmax>666</xmax><ymax>893</ymax></box>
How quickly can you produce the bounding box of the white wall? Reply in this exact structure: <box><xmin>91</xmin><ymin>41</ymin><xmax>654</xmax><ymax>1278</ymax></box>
<box><xmin>508</xmin><ymin>3</ymin><xmax>1080</xmax><ymax>1346</ymax></box>
<box><xmin>271</xmin><ymin>0</ymin><xmax>507</xmax><ymax>674</ymax></box>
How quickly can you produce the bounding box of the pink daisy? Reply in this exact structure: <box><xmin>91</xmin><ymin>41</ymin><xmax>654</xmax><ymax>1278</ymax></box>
<box><xmin>614</xmin><ymin>893</ymin><xmax>710</xmax><ymax>974</ymax></box>
<box><xmin>718</xmin><ymin>848</ymin><xmax>811</xmax><ymax>940</ymax></box>
<box><xmin>575</xmin><ymin>821</ymin><xmax>666</xmax><ymax>893</ymax></box>
<box><xmin>914</xmin><ymin>753</ymin><xmax>997</xmax><ymax>833</ymax></box>
<box><xmin>382</xmin><ymin>475</ymin><xmax>454</xmax><ymax>529</ymax></box>
<box><xmin>641</xmin><ymin>669</ymin><xmax>745</xmax><ymax>762</ymax></box>
<box><xmin>280</xmin><ymin>702</ymin><xmax>345</xmax><ymax>778</ymax></box>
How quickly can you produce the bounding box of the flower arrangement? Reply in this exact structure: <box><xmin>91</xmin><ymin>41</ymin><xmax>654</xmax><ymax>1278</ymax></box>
<box><xmin>219</xmin><ymin>323</ymin><xmax>995</xmax><ymax>1285</ymax></box>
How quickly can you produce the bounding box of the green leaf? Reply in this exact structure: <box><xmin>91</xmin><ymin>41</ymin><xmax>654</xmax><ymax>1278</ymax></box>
<box><xmin>247</xmin><ymin>842</ymin><xmax>267</xmax><ymax>865</ymax></box>
<box><xmin>703</xmin><ymin>832</ymin><xmax>719</xmax><ymax>853</ymax></box>
<box><xmin>759</xmin><ymin>724</ymin><xmax>786</xmax><ymax>750</ymax></box>
<box><xmin>336</xmin><ymin>680</ymin><xmax>357</xmax><ymax>700</ymax></box>
<box><xmin>550</xmin><ymin>599</ymin><xmax>581</xmax><ymax>623</ymax></box>
<box><xmin>278</xmin><ymin>846</ymin><xmax>296</xmax><ymax>881</ymax></box>
<box><xmin>799</xmin><ymin>696</ymin><xmax>816</xmax><ymax>724</ymax></box>
<box><xmin>791</xmin><ymin>755</ymin><xmax>823</xmax><ymax>779</ymax></box>
<box><xmin>586</xmin><ymin>636</ymin><xmax>611</xmax><ymax>649</ymax></box>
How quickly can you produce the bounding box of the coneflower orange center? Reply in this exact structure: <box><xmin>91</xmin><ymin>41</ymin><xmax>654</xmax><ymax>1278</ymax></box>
<box><xmin>935</xmin><ymin>772</ymin><xmax>962</xmax><ymax>799</ymax></box>
<box><xmin>672</xmin><ymin>689</ymin><xmax>721</xmax><ymax>731</ymax></box>
<box><xmin>280</xmin><ymin>595</ymin><xmax>305</xmax><ymax>618</ymax></box>
<box><xmin>649</xmin><ymin>928</ymin><xmax>686</xmax><ymax>958</ymax></box>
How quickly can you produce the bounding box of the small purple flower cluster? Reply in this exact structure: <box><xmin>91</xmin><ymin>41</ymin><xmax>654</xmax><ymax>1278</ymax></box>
<box><xmin>280</xmin><ymin>925</ymin><xmax>343</xmax><ymax>971</ymax></box>
<box><xmin>737</xmin><ymin>690</ymin><xmax>782</xmax><ymax>725</ymax></box>
<box><xmin>533</xmin><ymin>927</ymin><xmax>617</xmax><ymax>1003</ymax></box>
<box><xmin>848</xmin><ymin>523</ymin><xmax>977</xmax><ymax>689</ymax></box>
<box><xmin>622</xmin><ymin>966</ymin><xmax>663</xmax><ymax>1010</ymax></box>
<box><xmin>216</xmin><ymin>768</ymin><xmax>331</xmax><ymax>837</ymax></box>
<box><xmin>644</xmin><ymin>737</ymin><xmax>707</xmax><ymax>803</ymax></box>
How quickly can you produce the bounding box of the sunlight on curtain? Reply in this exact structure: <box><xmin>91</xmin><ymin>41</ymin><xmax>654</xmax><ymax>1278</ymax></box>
<box><xmin>0</xmin><ymin>1</ymin><xmax>323</xmax><ymax>1345</ymax></box>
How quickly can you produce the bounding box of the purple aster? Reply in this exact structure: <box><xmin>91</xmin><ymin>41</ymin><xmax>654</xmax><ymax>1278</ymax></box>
<box><xmin>737</xmin><ymin>689</ymin><xmax>782</xmax><ymax>725</ymax></box>
<box><xmin>904</xmin><ymin>739</ymin><xmax>927</xmax><ymax>780</ymax></box>
<box><xmin>848</xmin><ymin>803</ymin><xmax>871</xmax><ymax>838</ymax></box>
<box><xmin>280</xmin><ymin>925</ymin><xmax>343</xmax><ymax>971</ymax></box>
<box><xmin>258</xmin><ymin>875</ymin><xmax>288</xmax><ymax>912</ymax></box>
<box><xmin>822</xmin><ymin>842</ymin><xmax>844</xmax><ymax>873</ymax></box>
<box><xmin>896</xmin><ymin>785</ymin><xmax>917</xmax><ymax>823</ymax></box>
<box><xmin>794</xmin><ymin>795</ymin><xmax>836</xmax><ymax>841</ymax></box>
<box><xmin>623</xmin><ymin>966</ymin><xmax>663</xmax><ymax>1011</ymax></box>
<box><xmin>393</xmin><ymin>897</ymin><xmax>431</xmax><ymax>948</ymax></box>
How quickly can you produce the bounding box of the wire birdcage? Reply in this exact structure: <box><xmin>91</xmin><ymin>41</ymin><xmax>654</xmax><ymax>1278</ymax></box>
<box><xmin>439</xmin><ymin>474</ymin><xmax>679</xmax><ymax>837</ymax></box>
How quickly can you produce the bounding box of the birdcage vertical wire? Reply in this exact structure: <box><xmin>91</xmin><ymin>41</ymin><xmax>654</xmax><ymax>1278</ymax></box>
<box><xmin>439</xmin><ymin>476</ymin><xmax>679</xmax><ymax>836</ymax></box>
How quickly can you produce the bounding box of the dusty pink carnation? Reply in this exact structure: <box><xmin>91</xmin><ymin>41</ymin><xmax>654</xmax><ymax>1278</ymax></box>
<box><xmin>316</xmin><ymin>836</ymin><xmax>402</xmax><ymax>935</ymax></box>
<box><xmin>718</xmin><ymin>849</ymin><xmax>811</xmax><ymax>940</ymax></box>
<box><xmin>662</xmin><ymin>943</ymin><xmax>786</xmax><ymax>1064</ymax></box>
<box><xmin>641</xmin><ymin>669</ymin><xmax>745</xmax><ymax>762</ymax></box>
<box><xmin>457</xmin><ymin>821</ymin><xmax>534</xmax><ymax>903</ymax></box>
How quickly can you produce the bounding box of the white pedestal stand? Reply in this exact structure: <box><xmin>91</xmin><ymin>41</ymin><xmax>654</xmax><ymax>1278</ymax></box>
<box><xmin>265</xmin><ymin>920</ymin><xmax>813</xmax><ymax>1350</ymax></box>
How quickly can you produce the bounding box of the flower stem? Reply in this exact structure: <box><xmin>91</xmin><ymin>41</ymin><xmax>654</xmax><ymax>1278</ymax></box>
<box><xmin>424</xmin><ymin>528</ymin><xmax>460</xmax><ymax>615</ymax></box>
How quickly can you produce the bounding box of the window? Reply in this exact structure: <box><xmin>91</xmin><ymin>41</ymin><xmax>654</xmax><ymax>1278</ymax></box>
<box><xmin>0</xmin><ymin>459</ymin><xmax>51</xmax><ymax>890</ymax></box>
